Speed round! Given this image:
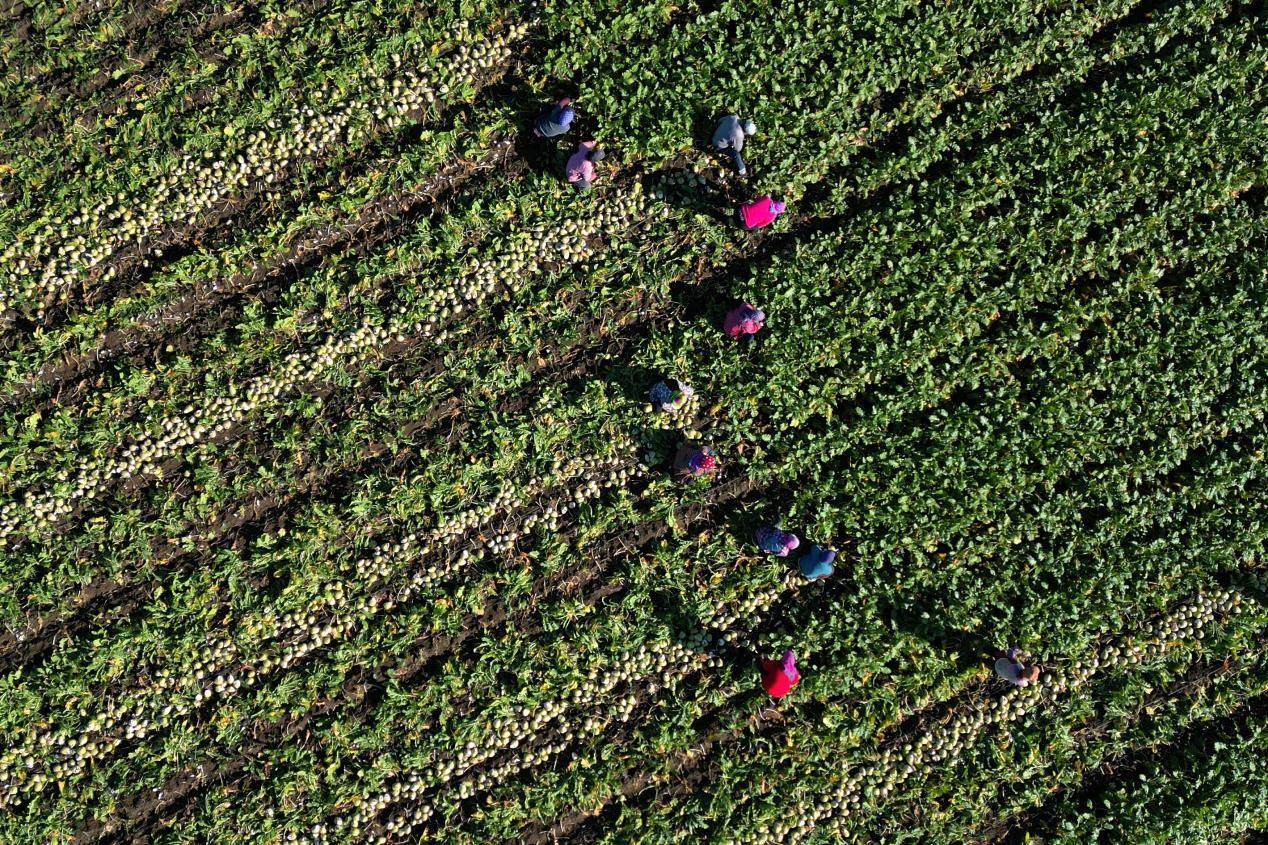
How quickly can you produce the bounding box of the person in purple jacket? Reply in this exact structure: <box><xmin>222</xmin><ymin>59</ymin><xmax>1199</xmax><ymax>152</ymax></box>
<box><xmin>755</xmin><ymin>525</ymin><xmax>800</xmax><ymax>557</ymax></box>
<box><xmin>534</xmin><ymin>97</ymin><xmax>575</xmax><ymax>138</ymax></box>
<box><xmin>994</xmin><ymin>647</ymin><xmax>1041</xmax><ymax>686</ymax></box>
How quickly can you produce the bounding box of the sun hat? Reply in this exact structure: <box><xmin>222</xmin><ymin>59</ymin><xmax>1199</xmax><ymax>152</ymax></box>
<box><xmin>742</xmin><ymin>119</ymin><xmax>757</xmax><ymax>135</ymax></box>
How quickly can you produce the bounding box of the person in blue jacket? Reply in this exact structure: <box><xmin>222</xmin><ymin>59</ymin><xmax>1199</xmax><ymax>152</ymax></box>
<box><xmin>534</xmin><ymin>97</ymin><xmax>576</xmax><ymax>138</ymax></box>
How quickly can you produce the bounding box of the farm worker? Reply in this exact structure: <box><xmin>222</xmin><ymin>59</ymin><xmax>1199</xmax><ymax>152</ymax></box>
<box><xmin>755</xmin><ymin>525</ymin><xmax>800</xmax><ymax>557</ymax></box>
<box><xmin>650</xmin><ymin>378</ymin><xmax>695</xmax><ymax>413</ymax></box>
<box><xmin>711</xmin><ymin>115</ymin><xmax>757</xmax><ymax>175</ymax></box>
<box><xmin>738</xmin><ymin>196</ymin><xmax>786</xmax><ymax>230</ymax></box>
<box><xmin>723</xmin><ymin>303</ymin><xmax>765</xmax><ymax>339</ymax></box>
<box><xmin>672</xmin><ymin>444</ymin><xmax>719</xmax><ymax>481</ymax></box>
<box><xmin>761</xmin><ymin>649</ymin><xmax>801</xmax><ymax>698</ymax></box>
<box><xmin>798</xmin><ymin>544</ymin><xmax>836</xmax><ymax>581</ymax></box>
<box><xmin>534</xmin><ymin>97</ymin><xmax>576</xmax><ymax>138</ymax></box>
<box><xmin>566</xmin><ymin>140</ymin><xmax>606</xmax><ymax>191</ymax></box>
<box><xmin>994</xmin><ymin>647</ymin><xmax>1040</xmax><ymax>687</ymax></box>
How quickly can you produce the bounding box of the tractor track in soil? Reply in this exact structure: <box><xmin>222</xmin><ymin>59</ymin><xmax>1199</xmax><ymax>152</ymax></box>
<box><xmin>71</xmin><ymin>476</ymin><xmax>759</xmax><ymax>845</ymax></box>
<box><xmin>0</xmin><ymin>280</ymin><xmax>667</xmax><ymax>673</ymax></box>
<box><xmin>0</xmin><ymin>28</ymin><xmax>531</xmax><ymax>342</ymax></box>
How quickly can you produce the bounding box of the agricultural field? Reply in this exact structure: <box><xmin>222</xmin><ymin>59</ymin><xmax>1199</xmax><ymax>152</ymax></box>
<box><xmin>1</xmin><ymin>0</ymin><xmax>1267</xmax><ymax>841</ymax></box>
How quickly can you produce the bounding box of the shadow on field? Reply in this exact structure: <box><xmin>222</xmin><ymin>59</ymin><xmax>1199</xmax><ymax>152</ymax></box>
<box><xmin>652</xmin><ymin>163</ymin><xmax>745</xmax><ymax>224</ymax></box>
<box><xmin>878</xmin><ymin>587</ymin><xmax>994</xmax><ymax>676</ymax></box>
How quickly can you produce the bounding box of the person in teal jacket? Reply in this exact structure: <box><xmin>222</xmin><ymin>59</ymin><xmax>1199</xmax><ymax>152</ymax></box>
<box><xmin>798</xmin><ymin>544</ymin><xmax>836</xmax><ymax>581</ymax></box>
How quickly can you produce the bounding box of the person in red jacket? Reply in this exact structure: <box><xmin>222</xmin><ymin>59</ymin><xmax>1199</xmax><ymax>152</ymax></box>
<box><xmin>738</xmin><ymin>196</ymin><xmax>786</xmax><ymax>229</ymax></box>
<box><xmin>761</xmin><ymin>649</ymin><xmax>801</xmax><ymax>698</ymax></box>
<box><xmin>672</xmin><ymin>443</ymin><xmax>719</xmax><ymax>482</ymax></box>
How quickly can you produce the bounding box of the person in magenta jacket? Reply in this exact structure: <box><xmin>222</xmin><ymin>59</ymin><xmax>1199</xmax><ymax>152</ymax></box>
<box><xmin>738</xmin><ymin>196</ymin><xmax>786</xmax><ymax>229</ymax></box>
<box><xmin>761</xmin><ymin>650</ymin><xmax>800</xmax><ymax>698</ymax></box>
<box><xmin>723</xmin><ymin>303</ymin><xmax>765</xmax><ymax>339</ymax></box>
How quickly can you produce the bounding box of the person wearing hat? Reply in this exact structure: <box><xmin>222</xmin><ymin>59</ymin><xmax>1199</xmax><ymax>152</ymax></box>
<box><xmin>649</xmin><ymin>378</ymin><xmax>695</xmax><ymax>413</ymax></box>
<box><xmin>994</xmin><ymin>647</ymin><xmax>1040</xmax><ymax>687</ymax></box>
<box><xmin>711</xmin><ymin>114</ymin><xmax>757</xmax><ymax>176</ymax></box>
<box><xmin>760</xmin><ymin>649</ymin><xmax>801</xmax><ymax>698</ymax></box>
<box><xmin>534</xmin><ymin>97</ymin><xmax>576</xmax><ymax>138</ymax></box>
<box><xmin>755</xmin><ymin>525</ymin><xmax>800</xmax><ymax>557</ymax></box>
<box><xmin>672</xmin><ymin>444</ymin><xmax>719</xmax><ymax>481</ymax></box>
<box><xmin>798</xmin><ymin>544</ymin><xmax>836</xmax><ymax>580</ymax></box>
<box><xmin>738</xmin><ymin>195</ymin><xmax>786</xmax><ymax>229</ymax></box>
<box><xmin>723</xmin><ymin>303</ymin><xmax>765</xmax><ymax>339</ymax></box>
<box><xmin>566</xmin><ymin>139</ymin><xmax>606</xmax><ymax>191</ymax></box>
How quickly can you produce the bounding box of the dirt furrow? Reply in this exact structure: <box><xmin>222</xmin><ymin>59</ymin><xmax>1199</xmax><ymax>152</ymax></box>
<box><xmin>1</xmin><ymin>139</ymin><xmax>517</xmax><ymax>412</ymax></box>
<box><xmin>0</xmin><ymin>26</ymin><xmax>530</xmax><ymax>341</ymax></box>
<box><xmin>0</xmin><ymin>282</ymin><xmax>663</xmax><ymax>673</ymax></box>
<box><xmin>974</xmin><ymin>635</ymin><xmax>1268</xmax><ymax>844</ymax></box>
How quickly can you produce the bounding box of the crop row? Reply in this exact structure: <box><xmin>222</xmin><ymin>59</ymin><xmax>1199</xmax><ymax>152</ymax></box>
<box><xmin>0</xmin><ymin>188</ymin><xmax>647</xmax><ymax>540</ymax></box>
<box><xmin>0</xmin><ymin>22</ymin><xmax>527</xmax><ymax>326</ymax></box>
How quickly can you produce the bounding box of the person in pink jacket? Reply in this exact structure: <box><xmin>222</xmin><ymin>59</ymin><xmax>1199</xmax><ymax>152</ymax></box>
<box><xmin>566</xmin><ymin>139</ymin><xmax>606</xmax><ymax>191</ymax></box>
<box><xmin>723</xmin><ymin>303</ymin><xmax>765</xmax><ymax>339</ymax></box>
<box><xmin>738</xmin><ymin>196</ymin><xmax>786</xmax><ymax>229</ymax></box>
